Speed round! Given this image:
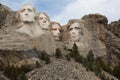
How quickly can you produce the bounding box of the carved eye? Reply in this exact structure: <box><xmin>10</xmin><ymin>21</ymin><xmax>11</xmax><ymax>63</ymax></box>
<box><xmin>52</xmin><ymin>29</ymin><xmax>57</xmax><ymax>30</ymax></box>
<box><xmin>28</xmin><ymin>9</ymin><xmax>32</xmax><ymax>12</ymax></box>
<box><xmin>21</xmin><ymin>9</ymin><xmax>25</xmax><ymax>12</ymax></box>
<box><xmin>69</xmin><ymin>28</ymin><xmax>73</xmax><ymax>31</ymax></box>
<box><xmin>39</xmin><ymin>17</ymin><xmax>43</xmax><ymax>20</ymax></box>
<box><xmin>75</xmin><ymin>27</ymin><xmax>79</xmax><ymax>29</ymax></box>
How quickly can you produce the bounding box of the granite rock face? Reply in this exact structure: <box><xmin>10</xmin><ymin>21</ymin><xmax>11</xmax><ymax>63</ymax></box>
<box><xmin>82</xmin><ymin>14</ymin><xmax>120</xmax><ymax>67</ymax></box>
<box><xmin>0</xmin><ymin>4</ymin><xmax>56</xmax><ymax>55</ymax></box>
<box><xmin>81</xmin><ymin>14</ymin><xmax>108</xmax><ymax>57</ymax></box>
<box><xmin>108</xmin><ymin>20</ymin><xmax>120</xmax><ymax>38</ymax></box>
<box><xmin>0</xmin><ymin>3</ymin><xmax>12</xmax><ymax>28</ymax></box>
<box><xmin>0</xmin><ymin>3</ymin><xmax>120</xmax><ymax>80</ymax></box>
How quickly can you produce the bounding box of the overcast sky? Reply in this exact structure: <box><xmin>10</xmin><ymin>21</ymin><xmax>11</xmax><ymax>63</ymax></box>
<box><xmin>0</xmin><ymin>0</ymin><xmax>120</xmax><ymax>25</ymax></box>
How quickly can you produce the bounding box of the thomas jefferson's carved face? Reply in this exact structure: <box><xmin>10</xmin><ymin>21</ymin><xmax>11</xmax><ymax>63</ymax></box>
<box><xmin>19</xmin><ymin>4</ymin><xmax>35</xmax><ymax>22</ymax></box>
<box><xmin>51</xmin><ymin>24</ymin><xmax>61</xmax><ymax>41</ymax></box>
<box><xmin>38</xmin><ymin>13</ymin><xmax>50</xmax><ymax>30</ymax></box>
<box><xmin>69</xmin><ymin>22</ymin><xmax>83</xmax><ymax>42</ymax></box>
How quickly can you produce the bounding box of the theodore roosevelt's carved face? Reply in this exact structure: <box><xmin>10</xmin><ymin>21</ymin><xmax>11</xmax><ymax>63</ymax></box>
<box><xmin>69</xmin><ymin>22</ymin><xmax>83</xmax><ymax>42</ymax></box>
<box><xmin>37</xmin><ymin>13</ymin><xmax>50</xmax><ymax>30</ymax></box>
<box><xmin>51</xmin><ymin>23</ymin><xmax>61</xmax><ymax>41</ymax></box>
<box><xmin>19</xmin><ymin>4</ymin><xmax>36</xmax><ymax>22</ymax></box>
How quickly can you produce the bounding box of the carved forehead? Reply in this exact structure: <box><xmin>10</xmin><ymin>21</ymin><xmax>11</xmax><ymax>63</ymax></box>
<box><xmin>67</xmin><ymin>20</ymin><xmax>84</xmax><ymax>29</ymax></box>
<box><xmin>20</xmin><ymin>4</ymin><xmax>35</xmax><ymax>10</ymax></box>
<box><xmin>37</xmin><ymin>12</ymin><xmax>50</xmax><ymax>21</ymax></box>
<box><xmin>39</xmin><ymin>13</ymin><xmax>47</xmax><ymax>18</ymax></box>
<box><xmin>51</xmin><ymin>22</ymin><xmax>61</xmax><ymax>28</ymax></box>
<box><xmin>69</xmin><ymin>22</ymin><xmax>80</xmax><ymax>28</ymax></box>
<box><xmin>52</xmin><ymin>24</ymin><xmax>61</xmax><ymax>29</ymax></box>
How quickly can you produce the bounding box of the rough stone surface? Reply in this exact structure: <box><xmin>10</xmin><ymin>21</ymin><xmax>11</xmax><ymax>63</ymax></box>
<box><xmin>107</xmin><ymin>20</ymin><xmax>120</xmax><ymax>38</ymax></box>
<box><xmin>0</xmin><ymin>4</ymin><xmax>12</xmax><ymax>28</ymax></box>
<box><xmin>27</xmin><ymin>58</ymin><xmax>101</xmax><ymax>80</ymax></box>
<box><xmin>82</xmin><ymin>14</ymin><xmax>120</xmax><ymax>67</ymax></box>
<box><xmin>0</xmin><ymin>4</ymin><xmax>120</xmax><ymax>80</ymax></box>
<box><xmin>0</xmin><ymin>4</ymin><xmax>56</xmax><ymax>55</ymax></box>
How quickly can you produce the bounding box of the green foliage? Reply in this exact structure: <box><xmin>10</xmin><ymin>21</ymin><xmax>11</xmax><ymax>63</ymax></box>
<box><xmin>4</xmin><ymin>65</ymin><xmax>19</xmax><ymax>80</ymax></box>
<box><xmin>74</xmin><ymin>54</ymin><xmax>84</xmax><ymax>63</ymax></box>
<box><xmin>99</xmin><ymin>73</ymin><xmax>107</xmax><ymax>80</ymax></box>
<box><xmin>85</xmin><ymin>50</ymin><xmax>94</xmax><ymax>71</ymax></box>
<box><xmin>94</xmin><ymin>60</ymin><xmax>102</xmax><ymax>75</ymax></box>
<box><xmin>19</xmin><ymin>72</ymin><xmax>28</xmax><ymax>80</ymax></box>
<box><xmin>87</xmin><ymin>50</ymin><xmax>94</xmax><ymax>62</ymax></box>
<box><xmin>72</xmin><ymin>43</ymin><xmax>79</xmax><ymax>56</ymax></box>
<box><xmin>113</xmin><ymin>62</ymin><xmax>120</xmax><ymax>79</ymax></box>
<box><xmin>19</xmin><ymin>65</ymin><xmax>32</xmax><ymax>73</ymax></box>
<box><xmin>36</xmin><ymin>61</ymin><xmax>40</xmax><ymax>68</ymax></box>
<box><xmin>102</xmin><ymin>63</ymin><xmax>112</xmax><ymax>74</ymax></box>
<box><xmin>4</xmin><ymin>63</ymin><xmax>32</xmax><ymax>80</ymax></box>
<box><xmin>68</xmin><ymin>43</ymin><xmax>84</xmax><ymax>63</ymax></box>
<box><xmin>0</xmin><ymin>62</ymin><xmax>4</xmax><ymax>71</ymax></box>
<box><xmin>41</xmin><ymin>51</ymin><xmax>51</xmax><ymax>64</ymax></box>
<box><xmin>65</xmin><ymin>54</ymin><xmax>71</xmax><ymax>61</ymax></box>
<box><xmin>55</xmin><ymin>48</ymin><xmax>62</xmax><ymax>58</ymax></box>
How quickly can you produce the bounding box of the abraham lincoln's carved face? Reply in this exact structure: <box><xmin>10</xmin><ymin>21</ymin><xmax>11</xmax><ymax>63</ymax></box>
<box><xmin>69</xmin><ymin>22</ymin><xmax>83</xmax><ymax>42</ymax></box>
<box><xmin>19</xmin><ymin>4</ymin><xmax>36</xmax><ymax>22</ymax></box>
<box><xmin>37</xmin><ymin>13</ymin><xmax>50</xmax><ymax>30</ymax></box>
<box><xmin>51</xmin><ymin>23</ymin><xmax>61</xmax><ymax>41</ymax></box>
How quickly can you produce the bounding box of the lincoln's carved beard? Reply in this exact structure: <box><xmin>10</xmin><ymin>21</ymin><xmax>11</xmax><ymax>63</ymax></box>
<box><xmin>38</xmin><ymin>13</ymin><xmax>50</xmax><ymax>30</ymax></box>
<box><xmin>51</xmin><ymin>24</ymin><xmax>61</xmax><ymax>41</ymax></box>
<box><xmin>69</xmin><ymin>22</ymin><xmax>82</xmax><ymax>42</ymax></box>
<box><xmin>19</xmin><ymin>4</ymin><xmax>36</xmax><ymax>23</ymax></box>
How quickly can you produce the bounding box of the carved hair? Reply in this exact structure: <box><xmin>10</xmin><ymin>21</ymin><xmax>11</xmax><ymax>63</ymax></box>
<box><xmin>67</xmin><ymin>19</ymin><xmax>84</xmax><ymax>31</ymax></box>
<box><xmin>50</xmin><ymin>22</ymin><xmax>61</xmax><ymax>29</ymax></box>
<box><xmin>35</xmin><ymin>12</ymin><xmax>50</xmax><ymax>22</ymax></box>
<box><xmin>50</xmin><ymin>22</ymin><xmax>64</xmax><ymax>32</ymax></box>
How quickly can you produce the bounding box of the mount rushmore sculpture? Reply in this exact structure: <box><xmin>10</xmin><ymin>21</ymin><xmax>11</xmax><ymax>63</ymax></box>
<box><xmin>0</xmin><ymin>3</ymin><xmax>107</xmax><ymax>56</ymax></box>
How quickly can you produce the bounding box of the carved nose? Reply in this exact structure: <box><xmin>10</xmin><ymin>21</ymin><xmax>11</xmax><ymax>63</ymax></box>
<box><xmin>72</xmin><ymin>32</ymin><xmax>75</xmax><ymax>34</ymax></box>
<box><xmin>25</xmin><ymin>13</ymin><xmax>28</xmax><ymax>15</ymax></box>
<box><xmin>43</xmin><ymin>21</ymin><xmax>46</xmax><ymax>23</ymax></box>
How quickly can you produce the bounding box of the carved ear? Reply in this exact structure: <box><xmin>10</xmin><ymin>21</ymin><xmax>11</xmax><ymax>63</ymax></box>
<box><xmin>15</xmin><ymin>10</ymin><xmax>20</xmax><ymax>21</ymax></box>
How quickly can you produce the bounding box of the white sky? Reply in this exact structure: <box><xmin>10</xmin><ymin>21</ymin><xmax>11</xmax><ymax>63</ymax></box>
<box><xmin>52</xmin><ymin>0</ymin><xmax>120</xmax><ymax>25</ymax></box>
<box><xmin>0</xmin><ymin>0</ymin><xmax>120</xmax><ymax>25</ymax></box>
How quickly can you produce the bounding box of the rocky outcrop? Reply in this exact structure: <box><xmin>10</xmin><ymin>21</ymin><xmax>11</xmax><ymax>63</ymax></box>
<box><xmin>107</xmin><ymin>20</ymin><xmax>120</xmax><ymax>38</ymax></box>
<box><xmin>82</xmin><ymin>14</ymin><xmax>120</xmax><ymax>67</ymax></box>
<box><xmin>0</xmin><ymin>4</ymin><xmax>56</xmax><ymax>55</ymax></box>
<box><xmin>63</xmin><ymin>14</ymin><xmax>107</xmax><ymax>56</ymax></box>
<box><xmin>0</xmin><ymin>4</ymin><xmax>12</xmax><ymax>28</ymax></box>
<box><xmin>27</xmin><ymin>58</ymin><xmax>101</xmax><ymax>80</ymax></box>
<box><xmin>0</xmin><ymin>3</ymin><xmax>120</xmax><ymax>80</ymax></box>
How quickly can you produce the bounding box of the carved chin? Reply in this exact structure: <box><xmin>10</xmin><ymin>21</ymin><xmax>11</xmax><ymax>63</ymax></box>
<box><xmin>22</xmin><ymin>18</ymin><xmax>35</xmax><ymax>22</ymax></box>
<box><xmin>54</xmin><ymin>36</ymin><xmax>60</xmax><ymax>41</ymax></box>
<box><xmin>41</xmin><ymin>26</ymin><xmax>49</xmax><ymax>29</ymax></box>
<box><xmin>20</xmin><ymin>16</ymin><xmax>35</xmax><ymax>22</ymax></box>
<box><xmin>72</xmin><ymin>37</ymin><xmax>80</xmax><ymax>42</ymax></box>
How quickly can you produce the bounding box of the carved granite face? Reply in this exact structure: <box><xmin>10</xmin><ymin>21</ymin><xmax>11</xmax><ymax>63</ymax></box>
<box><xmin>38</xmin><ymin>13</ymin><xmax>50</xmax><ymax>30</ymax></box>
<box><xmin>19</xmin><ymin>4</ymin><xmax>36</xmax><ymax>22</ymax></box>
<box><xmin>69</xmin><ymin>22</ymin><xmax>83</xmax><ymax>42</ymax></box>
<box><xmin>51</xmin><ymin>23</ymin><xmax>61</xmax><ymax>41</ymax></box>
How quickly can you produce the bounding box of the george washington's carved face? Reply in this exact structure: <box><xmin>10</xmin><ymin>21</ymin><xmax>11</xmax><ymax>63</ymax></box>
<box><xmin>69</xmin><ymin>22</ymin><xmax>83</xmax><ymax>42</ymax></box>
<box><xmin>19</xmin><ymin>4</ymin><xmax>36</xmax><ymax>22</ymax></box>
<box><xmin>51</xmin><ymin>23</ymin><xmax>61</xmax><ymax>41</ymax></box>
<box><xmin>37</xmin><ymin>13</ymin><xmax>50</xmax><ymax>30</ymax></box>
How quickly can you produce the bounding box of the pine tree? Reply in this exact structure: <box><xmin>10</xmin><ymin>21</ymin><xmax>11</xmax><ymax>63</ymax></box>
<box><xmin>113</xmin><ymin>62</ymin><xmax>120</xmax><ymax>79</ymax></box>
<box><xmin>72</xmin><ymin>43</ymin><xmax>79</xmax><ymax>55</ymax></box>
<box><xmin>19</xmin><ymin>72</ymin><xmax>28</xmax><ymax>80</ymax></box>
<box><xmin>86</xmin><ymin>50</ymin><xmax>94</xmax><ymax>71</ymax></box>
<box><xmin>41</xmin><ymin>51</ymin><xmax>51</xmax><ymax>64</ymax></box>
<box><xmin>55</xmin><ymin>48</ymin><xmax>62</xmax><ymax>58</ymax></box>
